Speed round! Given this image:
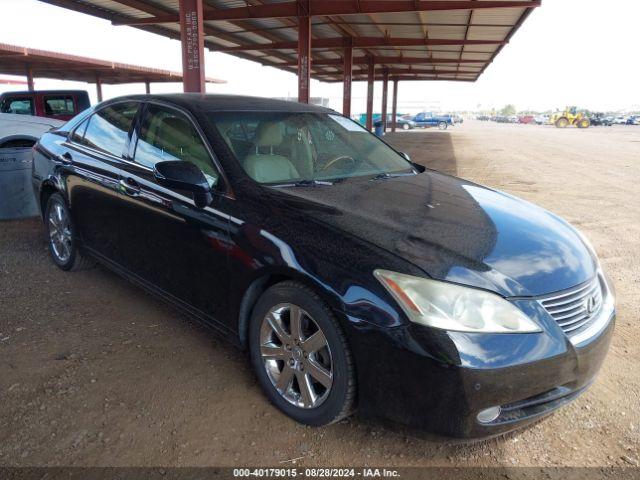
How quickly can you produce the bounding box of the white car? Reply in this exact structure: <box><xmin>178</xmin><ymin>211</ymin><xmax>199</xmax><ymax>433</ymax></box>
<box><xmin>613</xmin><ymin>116</ymin><xmax>628</xmax><ymax>125</ymax></box>
<box><xmin>1</xmin><ymin>113</ymin><xmax>64</xmax><ymax>219</ymax></box>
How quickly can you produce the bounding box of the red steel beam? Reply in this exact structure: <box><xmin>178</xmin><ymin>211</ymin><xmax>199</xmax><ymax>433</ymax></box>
<box><xmin>179</xmin><ymin>0</ymin><xmax>206</xmax><ymax>93</ymax></box>
<box><xmin>283</xmin><ymin>56</ymin><xmax>484</xmax><ymax>66</ymax></box>
<box><xmin>95</xmin><ymin>72</ymin><xmax>103</xmax><ymax>101</ymax></box>
<box><xmin>298</xmin><ymin>14</ymin><xmax>311</xmax><ymax>103</ymax></box>
<box><xmin>319</xmin><ymin>67</ymin><xmax>479</xmax><ymax>76</ymax></box>
<box><xmin>381</xmin><ymin>68</ymin><xmax>389</xmax><ymax>132</ymax></box>
<box><xmin>118</xmin><ymin>1</ymin><xmax>539</xmax><ymax>24</ymax></box>
<box><xmin>25</xmin><ymin>64</ymin><xmax>34</xmax><ymax>91</ymax></box>
<box><xmin>391</xmin><ymin>78</ymin><xmax>398</xmax><ymax>132</ymax></box>
<box><xmin>342</xmin><ymin>43</ymin><xmax>352</xmax><ymax>116</ymax></box>
<box><xmin>215</xmin><ymin>37</ymin><xmax>505</xmax><ymax>52</ymax></box>
<box><xmin>366</xmin><ymin>56</ymin><xmax>375</xmax><ymax>131</ymax></box>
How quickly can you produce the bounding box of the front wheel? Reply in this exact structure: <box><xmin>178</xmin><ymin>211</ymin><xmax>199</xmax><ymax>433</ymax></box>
<box><xmin>44</xmin><ymin>193</ymin><xmax>94</xmax><ymax>271</ymax></box>
<box><xmin>438</xmin><ymin>121</ymin><xmax>448</xmax><ymax>130</ymax></box>
<box><xmin>402</xmin><ymin>123</ymin><xmax>410</xmax><ymax>130</ymax></box>
<box><xmin>249</xmin><ymin>281</ymin><xmax>356</xmax><ymax>426</ymax></box>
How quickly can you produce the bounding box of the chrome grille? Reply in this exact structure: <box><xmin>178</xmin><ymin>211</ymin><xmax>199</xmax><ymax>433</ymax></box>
<box><xmin>538</xmin><ymin>276</ymin><xmax>604</xmax><ymax>335</ymax></box>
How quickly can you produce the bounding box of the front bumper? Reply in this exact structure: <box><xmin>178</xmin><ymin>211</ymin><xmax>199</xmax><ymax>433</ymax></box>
<box><xmin>341</xmin><ymin>304</ymin><xmax>615</xmax><ymax>438</ymax></box>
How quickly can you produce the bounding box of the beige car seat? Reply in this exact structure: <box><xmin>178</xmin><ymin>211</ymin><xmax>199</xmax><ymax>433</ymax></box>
<box><xmin>242</xmin><ymin>122</ymin><xmax>299</xmax><ymax>183</ymax></box>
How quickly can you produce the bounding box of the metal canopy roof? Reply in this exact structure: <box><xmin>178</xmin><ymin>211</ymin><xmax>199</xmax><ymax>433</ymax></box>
<box><xmin>37</xmin><ymin>0</ymin><xmax>539</xmax><ymax>83</ymax></box>
<box><xmin>0</xmin><ymin>42</ymin><xmax>224</xmax><ymax>84</ymax></box>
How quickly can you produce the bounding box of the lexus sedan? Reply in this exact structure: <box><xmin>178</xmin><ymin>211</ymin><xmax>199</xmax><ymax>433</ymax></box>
<box><xmin>32</xmin><ymin>94</ymin><xmax>615</xmax><ymax>438</ymax></box>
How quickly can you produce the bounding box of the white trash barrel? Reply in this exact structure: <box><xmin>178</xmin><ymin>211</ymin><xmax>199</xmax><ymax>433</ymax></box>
<box><xmin>0</xmin><ymin>147</ymin><xmax>39</xmax><ymax>219</ymax></box>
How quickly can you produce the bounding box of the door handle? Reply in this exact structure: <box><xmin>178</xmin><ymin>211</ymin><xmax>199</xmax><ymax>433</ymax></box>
<box><xmin>58</xmin><ymin>152</ymin><xmax>73</xmax><ymax>164</ymax></box>
<box><xmin>119</xmin><ymin>178</ymin><xmax>141</xmax><ymax>196</ymax></box>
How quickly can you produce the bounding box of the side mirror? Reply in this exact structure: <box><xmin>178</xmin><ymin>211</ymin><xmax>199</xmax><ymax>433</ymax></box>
<box><xmin>153</xmin><ymin>160</ymin><xmax>212</xmax><ymax>208</ymax></box>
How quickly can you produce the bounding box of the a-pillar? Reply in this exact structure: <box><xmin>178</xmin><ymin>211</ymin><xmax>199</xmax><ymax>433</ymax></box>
<box><xmin>179</xmin><ymin>0</ymin><xmax>206</xmax><ymax>93</ymax></box>
<box><xmin>366</xmin><ymin>56</ymin><xmax>375</xmax><ymax>131</ymax></box>
<box><xmin>298</xmin><ymin>13</ymin><xmax>311</xmax><ymax>103</ymax></box>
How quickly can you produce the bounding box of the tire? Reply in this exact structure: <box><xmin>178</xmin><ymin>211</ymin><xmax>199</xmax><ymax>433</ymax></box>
<box><xmin>555</xmin><ymin>117</ymin><xmax>569</xmax><ymax>128</ymax></box>
<box><xmin>44</xmin><ymin>193</ymin><xmax>95</xmax><ymax>271</ymax></box>
<box><xmin>438</xmin><ymin>121</ymin><xmax>448</xmax><ymax>130</ymax></box>
<box><xmin>402</xmin><ymin>123</ymin><xmax>410</xmax><ymax>130</ymax></box>
<box><xmin>248</xmin><ymin>281</ymin><xmax>356</xmax><ymax>426</ymax></box>
<box><xmin>577</xmin><ymin>118</ymin><xmax>590</xmax><ymax>129</ymax></box>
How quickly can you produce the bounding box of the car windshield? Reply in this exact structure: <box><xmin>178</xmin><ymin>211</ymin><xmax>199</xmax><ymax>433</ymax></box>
<box><xmin>208</xmin><ymin>111</ymin><xmax>414</xmax><ymax>184</ymax></box>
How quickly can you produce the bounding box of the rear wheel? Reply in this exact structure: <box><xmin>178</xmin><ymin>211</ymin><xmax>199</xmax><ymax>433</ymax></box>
<box><xmin>438</xmin><ymin>121</ymin><xmax>448</xmax><ymax>130</ymax></box>
<box><xmin>402</xmin><ymin>123</ymin><xmax>410</xmax><ymax>130</ymax></box>
<box><xmin>555</xmin><ymin>117</ymin><xmax>569</xmax><ymax>128</ymax></box>
<box><xmin>44</xmin><ymin>193</ymin><xmax>94</xmax><ymax>271</ymax></box>
<box><xmin>249</xmin><ymin>281</ymin><xmax>356</xmax><ymax>426</ymax></box>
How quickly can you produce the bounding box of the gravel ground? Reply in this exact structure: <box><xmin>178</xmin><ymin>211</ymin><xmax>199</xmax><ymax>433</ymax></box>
<box><xmin>0</xmin><ymin>121</ymin><xmax>638</xmax><ymax>468</ymax></box>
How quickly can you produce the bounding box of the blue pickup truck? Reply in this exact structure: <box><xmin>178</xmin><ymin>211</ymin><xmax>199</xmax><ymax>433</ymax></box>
<box><xmin>412</xmin><ymin>112</ymin><xmax>454</xmax><ymax>130</ymax></box>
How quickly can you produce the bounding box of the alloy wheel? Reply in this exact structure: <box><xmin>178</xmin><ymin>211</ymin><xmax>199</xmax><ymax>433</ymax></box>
<box><xmin>259</xmin><ymin>303</ymin><xmax>333</xmax><ymax>409</ymax></box>
<box><xmin>48</xmin><ymin>202</ymin><xmax>72</xmax><ymax>263</ymax></box>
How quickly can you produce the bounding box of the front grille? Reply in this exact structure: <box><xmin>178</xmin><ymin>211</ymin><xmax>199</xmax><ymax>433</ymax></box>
<box><xmin>538</xmin><ymin>276</ymin><xmax>604</xmax><ymax>335</ymax></box>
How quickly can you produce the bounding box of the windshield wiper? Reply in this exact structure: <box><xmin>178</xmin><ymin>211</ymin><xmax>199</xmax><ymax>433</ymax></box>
<box><xmin>275</xmin><ymin>179</ymin><xmax>334</xmax><ymax>188</ymax></box>
<box><xmin>370</xmin><ymin>171</ymin><xmax>417</xmax><ymax>181</ymax></box>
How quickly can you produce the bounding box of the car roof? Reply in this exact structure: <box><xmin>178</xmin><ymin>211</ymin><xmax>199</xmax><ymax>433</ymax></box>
<box><xmin>101</xmin><ymin>93</ymin><xmax>336</xmax><ymax>114</ymax></box>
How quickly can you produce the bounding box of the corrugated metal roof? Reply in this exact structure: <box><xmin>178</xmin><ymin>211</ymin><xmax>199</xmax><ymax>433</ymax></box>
<box><xmin>0</xmin><ymin>42</ymin><xmax>225</xmax><ymax>84</ymax></box>
<box><xmin>36</xmin><ymin>0</ymin><xmax>539</xmax><ymax>82</ymax></box>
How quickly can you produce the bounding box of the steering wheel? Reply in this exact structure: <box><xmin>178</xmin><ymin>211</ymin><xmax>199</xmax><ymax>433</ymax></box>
<box><xmin>319</xmin><ymin>154</ymin><xmax>357</xmax><ymax>173</ymax></box>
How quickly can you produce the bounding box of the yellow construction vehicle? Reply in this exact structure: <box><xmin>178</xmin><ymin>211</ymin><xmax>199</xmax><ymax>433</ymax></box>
<box><xmin>550</xmin><ymin>106</ymin><xmax>590</xmax><ymax>128</ymax></box>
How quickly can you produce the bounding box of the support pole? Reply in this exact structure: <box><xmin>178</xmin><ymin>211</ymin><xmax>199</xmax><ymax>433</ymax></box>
<box><xmin>366</xmin><ymin>56</ymin><xmax>375</xmax><ymax>131</ymax></box>
<box><xmin>381</xmin><ymin>68</ymin><xmax>389</xmax><ymax>133</ymax></box>
<box><xmin>25</xmin><ymin>64</ymin><xmax>34</xmax><ymax>91</ymax></box>
<box><xmin>95</xmin><ymin>73</ymin><xmax>103</xmax><ymax>102</ymax></box>
<box><xmin>179</xmin><ymin>0</ymin><xmax>206</xmax><ymax>93</ymax></box>
<box><xmin>342</xmin><ymin>41</ymin><xmax>353</xmax><ymax>117</ymax></box>
<box><xmin>391</xmin><ymin>78</ymin><xmax>398</xmax><ymax>133</ymax></box>
<box><xmin>297</xmin><ymin>14</ymin><xmax>311</xmax><ymax>103</ymax></box>
<box><xmin>145</xmin><ymin>80</ymin><xmax>151</xmax><ymax>94</ymax></box>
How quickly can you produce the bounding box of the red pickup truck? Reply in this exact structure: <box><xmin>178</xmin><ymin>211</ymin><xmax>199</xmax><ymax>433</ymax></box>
<box><xmin>0</xmin><ymin>90</ymin><xmax>90</xmax><ymax>121</ymax></box>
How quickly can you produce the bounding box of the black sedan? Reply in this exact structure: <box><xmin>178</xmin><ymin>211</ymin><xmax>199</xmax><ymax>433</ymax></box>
<box><xmin>32</xmin><ymin>94</ymin><xmax>615</xmax><ymax>438</ymax></box>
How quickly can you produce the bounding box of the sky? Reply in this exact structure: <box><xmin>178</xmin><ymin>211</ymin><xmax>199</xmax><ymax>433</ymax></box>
<box><xmin>1</xmin><ymin>0</ymin><xmax>638</xmax><ymax>114</ymax></box>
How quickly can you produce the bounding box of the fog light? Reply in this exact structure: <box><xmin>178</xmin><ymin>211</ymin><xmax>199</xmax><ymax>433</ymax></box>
<box><xmin>477</xmin><ymin>406</ymin><xmax>501</xmax><ymax>424</ymax></box>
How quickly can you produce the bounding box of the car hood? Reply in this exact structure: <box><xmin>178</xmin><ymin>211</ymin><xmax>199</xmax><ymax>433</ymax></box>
<box><xmin>268</xmin><ymin>171</ymin><xmax>596</xmax><ymax>297</ymax></box>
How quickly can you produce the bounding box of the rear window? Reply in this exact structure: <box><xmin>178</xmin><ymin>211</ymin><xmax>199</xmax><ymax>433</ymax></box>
<box><xmin>0</xmin><ymin>97</ymin><xmax>34</xmax><ymax>115</ymax></box>
<box><xmin>44</xmin><ymin>96</ymin><xmax>75</xmax><ymax>116</ymax></box>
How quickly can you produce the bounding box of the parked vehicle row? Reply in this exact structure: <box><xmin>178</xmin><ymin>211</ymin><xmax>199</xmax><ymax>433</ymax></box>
<box><xmin>476</xmin><ymin>110</ymin><xmax>639</xmax><ymax>127</ymax></box>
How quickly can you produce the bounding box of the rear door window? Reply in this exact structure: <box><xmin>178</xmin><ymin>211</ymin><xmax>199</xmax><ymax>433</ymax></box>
<box><xmin>0</xmin><ymin>97</ymin><xmax>34</xmax><ymax>115</ymax></box>
<box><xmin>44</xmin><ymin>96</ymin><xmax>76</xmax><ymax>116</ymax></box>
<box><xmin>78</xmin><ymin>102</ymin><xmax>139</xmax><ymax>157</ymax></box>
<box><xmin>134</xmin><ymin>104</ymin><xmax>219</xmax><ymax>187</ymax></box>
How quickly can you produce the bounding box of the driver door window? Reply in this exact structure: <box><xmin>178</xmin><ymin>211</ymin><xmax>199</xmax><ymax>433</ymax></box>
<box><xmin>134</xmin><ymin>104</ymin><xmax>219</xmax><ymax>188</ymax></box>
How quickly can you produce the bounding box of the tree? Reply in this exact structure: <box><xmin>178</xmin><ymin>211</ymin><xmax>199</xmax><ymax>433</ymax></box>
<box><xmin>500</xmin><ymin>104</ymin><xmax>516</xmax><ymax>116</ymax></box>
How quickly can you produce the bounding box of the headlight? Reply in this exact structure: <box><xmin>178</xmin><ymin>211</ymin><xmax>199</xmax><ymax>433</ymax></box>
<box><xmin>374</xmin><ymin>269</ymin><xmax>541</xmax><ymax>333</ymax></box>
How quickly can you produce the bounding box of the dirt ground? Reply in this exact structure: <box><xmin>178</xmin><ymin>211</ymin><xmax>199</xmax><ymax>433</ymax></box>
<box><xmin>1</xmin><ymin>121</ymin><xmax>639</xmax><ymax>468</ymax></box>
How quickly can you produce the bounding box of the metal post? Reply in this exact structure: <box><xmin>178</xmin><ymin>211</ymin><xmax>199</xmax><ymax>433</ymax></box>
<box><xmin>145</xmin><ymin>80</ymin><xmax>151</xmax><ymax>94</ymax></box>
<box><xmin>179</xmin><ymin>0</ymin><xmax>206</xmax><ymax>93</ymax></box>
<box><xmin>366</xmin><ymin>56</ymin><xmax>375</xmax><ymax>131</ymax></box>
<box><xmin>25</xmin><ymin>64</ymin><xmax>34</xmax><ymax>91</ymax></box>
<box><xmin>342</xmin><ymin>41</ymin><xmax>352</xmax><ymax>117</ymax></box>
<box><xmin>381</xmin><ymin>68</ymin><xmax>389</xmax><ymax>133</ymax></box>
<box><xmin>391</xmin><ymin>78</ymin><xmax>398</xmax><ymax>132</ymax></box>
<box><xmin>95</xmin><ymin>73</ymin><xmax>103</xmax><ymax>102</ymax></box>
<box><xmin>298</xmin><ymin>14</ymin><xmax>311</xmax><ymax>103</ymax></box>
